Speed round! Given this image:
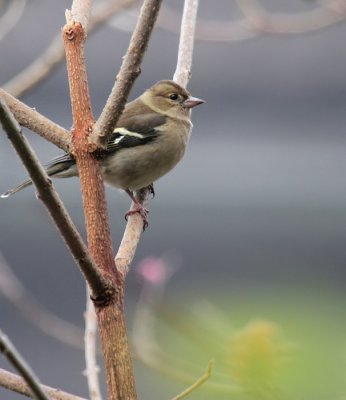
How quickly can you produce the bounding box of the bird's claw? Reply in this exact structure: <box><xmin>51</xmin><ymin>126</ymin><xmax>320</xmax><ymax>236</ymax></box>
<box><xmin>125</xmin><ymin>205</ymin><xmax>149</xmax><ymax>231</ymax></box>
<box><xmin>148</xmin><ymin>184</ymin><xmax>155</xmax><ymax>198</ymax></box>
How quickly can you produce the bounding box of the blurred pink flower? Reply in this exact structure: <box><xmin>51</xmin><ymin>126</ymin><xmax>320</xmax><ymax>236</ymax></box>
<box><xmin>137</xmin><ymin>257</ymin><xmax>169</xmax><ymax>285</ymax></box>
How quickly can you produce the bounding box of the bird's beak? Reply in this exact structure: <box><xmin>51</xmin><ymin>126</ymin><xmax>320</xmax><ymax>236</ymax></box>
<box><xmin>183</xmin><ymin>96</ymin><xmax>205</xmax><ymax>109</ymax></box>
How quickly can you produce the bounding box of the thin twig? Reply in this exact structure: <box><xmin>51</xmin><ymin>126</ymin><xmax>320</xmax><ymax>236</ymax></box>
<box><xmin>235</xmin><ymin>0</ymin><xmax>346</xmax><ymax>34</ymax></box>
<box><xmin>84</xmin><ymin>287</ymin><xmax>103</xmax><ymax>400</ymax></box>
<box><xmin>0</xmin><ymin>0</ymin><xmax>26</xmax><ymax>41</ymax></box>
<box><xmin>131</xmin><ymin>4</ymin><xmax>212</xmax><ymax>395</ymax></box>
<box><xmin>0</xmin><ymin>98</ymin><xmax>107</xmax><ymax>300</ymax></box>
<box><xmin>93</xmin><ymin>0</ymin><xmax>163</xmax><ymax>146</ymax></box>
<box><xmin>115</xmin><ymin>188</ymin><xmax>150</xmax><ymax>276</ymax></box>
<box><xmin>170</xmin><ymin>361</ymin><xmax>214</xmax><ymax>400</ymax></box>
<box><xmin>0</xmin><ymin>89</ymin><xmax>70</xmax><ymax>152</ymax></box>
<box><xmin>2</xmin><ymin>0</ymin><xmax>138</xmax><ymax>98</ymax></box>
<box><xmin>0</xmin><ymin>252</ymin><xmax>84</xmax><ymax>350</ymax></box>
<box><xmin>235</xmin><ymin>0</ymin><xmax>267</xmax><ymax>31</ymax></box>
<box><xmin>0</xmin><ymin>331</ymin><xmax>50</xmax><ymax>400</ymax></box>
<box><xmin>157</xmin><ymin>1</ymin><xmax>346</xmax><ymax>42</ymax></box>
<box><xmin>173</xmin><ymin>0</ymin><xmax>199</xmax><ymax>88</ymax></box>
<box><xmin>0</xmin><ymin>368</ymin><xmax>86</xmax><ymax>400</ymax></box>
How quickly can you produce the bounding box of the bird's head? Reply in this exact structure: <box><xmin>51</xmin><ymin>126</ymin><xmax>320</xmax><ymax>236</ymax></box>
<box><xmin>142</xmin><ymin>80</ymin><xmax>205</xmax><ymax>119</ymax></box>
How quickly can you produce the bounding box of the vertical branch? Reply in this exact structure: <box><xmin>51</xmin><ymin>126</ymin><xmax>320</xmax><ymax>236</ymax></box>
<box><xmin>62</xmin><ymin>20</ymin><xmax>116</xmax><ymax>287</ymax></box>
<box><xmin>84</xmin><ymin>288</ymin><xmax>102</xmax><ymax>400</ymax></box>
<box><xmin>115</xmin><ymin>188</ymin><xmax>150</xmax><ymax>276</ymax></box>
<box><xmin>173</xmin><ymin>0</ymin><xmax>199</xmax><ymax>88</ymax></box>
<box><xmin>62</xmin><ymin>10</ymin><xmax>137</xmax><ymax>400</ymax></box>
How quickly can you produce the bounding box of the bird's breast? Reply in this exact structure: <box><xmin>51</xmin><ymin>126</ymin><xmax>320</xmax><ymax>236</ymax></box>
<box><xmin>102</xmin><ymin>127</ymin><xmax>190</xmax><ymax>191</ymax></box>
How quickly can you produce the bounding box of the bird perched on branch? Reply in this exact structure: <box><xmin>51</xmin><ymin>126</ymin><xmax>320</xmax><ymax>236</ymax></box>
<box><xmin>2</xmin><ymin>80</ymin><xmax>204</xmax><ymax>228</ymax></box>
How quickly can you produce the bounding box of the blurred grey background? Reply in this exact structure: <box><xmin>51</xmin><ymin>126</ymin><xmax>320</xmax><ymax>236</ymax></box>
<box><xmin>1</xmin><ymin>0</ymin><xmax>346</xmax><ymax>399</ymax></box>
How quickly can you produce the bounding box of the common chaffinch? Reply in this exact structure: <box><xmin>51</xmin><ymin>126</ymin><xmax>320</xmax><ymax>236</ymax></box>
<box><xmin>2</xmin><ymin>80</ymin><xmax>204</xmax><ymax>227</ymax></box>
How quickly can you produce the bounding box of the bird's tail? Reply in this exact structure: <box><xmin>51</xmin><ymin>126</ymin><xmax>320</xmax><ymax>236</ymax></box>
<box><xmin>1</xmin><ymin>179</ymin><xmax>33</xmax><ymax>198</ymax></box>
<box><xmin>1</xmin><ymin>153</ymin><xmax>76</xmax><ymax>198</ymax></box>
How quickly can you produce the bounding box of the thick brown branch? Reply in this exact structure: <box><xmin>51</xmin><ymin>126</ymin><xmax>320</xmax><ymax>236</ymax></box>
<box><xmin>62</xmin><ymin>18</ymin><xmax>137</xmax><ymax>400</ymax></box>
<box><xmin>93</xmin><ymin>0</ymin><xmax>163</xmax><ymax>146</ymax></box>
<box><xmin>97</xmin><ymin>293</ymin><xmax>137</xmax><ymax>400</ymax></box>
<box><xmin>0</xmin><ymin>98</ymin><xmax>107</xmax><ymax>300</ymax></box>
<box><xmin>63</xmin><ymin>20</ymin><xmax>116</xmax><ymax>290</ymax></box>
<box><xmin>0</xmin><ymin>368</ymin><xmax>86</xmax><ymax>400</ymax></box>
<box><xmin>0</xmin><ymin>89</ymin><xmax>70</xmax><ymax>151</ymax></box>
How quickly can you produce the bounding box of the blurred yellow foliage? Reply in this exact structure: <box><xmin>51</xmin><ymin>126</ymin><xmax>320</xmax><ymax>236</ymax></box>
<box><xmin>229</xmin><ymin>320</ymin><xmax>289</xmax><ymax>398</ymax></box>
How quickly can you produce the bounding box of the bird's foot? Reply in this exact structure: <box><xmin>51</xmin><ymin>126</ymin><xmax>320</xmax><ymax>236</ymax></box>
<box><xmin>125</xmin><ymin>204</ymin><xmax>149</xmax><ymax>231</ymax></box>
<box><xmin>148</xmin><ymin>183</ymin><xmax>155</xmax><ymax>198</ymax></box>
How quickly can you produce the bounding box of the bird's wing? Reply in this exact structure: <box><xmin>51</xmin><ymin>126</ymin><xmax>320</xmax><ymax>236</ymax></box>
<box><xmin>44</xmin><ymin>101</ymin><xmax>167</xmax><ymax>167</ymax></box>
<box><xmin>106</xmin><ymin>113</ymin><xmax>166</xmax><ymax>154</ymax></box>
<box><xmin>44</xmin><ymin>153</ymin><xmax>75</xmax><ymax>176</ymax></box>
<box><xmin>46</xmin><ymin>153</ymin><xmax>74</xmax><ymax>165</ymax></box>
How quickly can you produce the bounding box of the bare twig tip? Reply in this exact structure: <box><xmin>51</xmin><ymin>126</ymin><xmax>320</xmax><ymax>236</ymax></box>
<box><xmin>65</xmin><ymin>9</ymin><xmax>74</xmax><ymax>25</ymax></box>
<box><xmin>170</xmin><ymin>359</ymin><xmax>214</xmax><ymax>400</ymax></box>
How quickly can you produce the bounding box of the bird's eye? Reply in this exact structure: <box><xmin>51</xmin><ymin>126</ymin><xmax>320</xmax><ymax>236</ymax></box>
<box><xmin>169</xmin><ymin>93</ymin><xmax>179</xmax><ymax>101</ymax></box>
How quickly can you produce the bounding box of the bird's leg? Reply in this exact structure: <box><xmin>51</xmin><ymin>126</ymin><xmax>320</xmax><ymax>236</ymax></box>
<box><xmin>148</xmin><ymin>183</ymin><xmax>155</xmax><ymax>198</ymax></box>
<box><xmin>125</xmin><ymin>189</ymin><xmax>149</xmax><ymax>230</ymax></box>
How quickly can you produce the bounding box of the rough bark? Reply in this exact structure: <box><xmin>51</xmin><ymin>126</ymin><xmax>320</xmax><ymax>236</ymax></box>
<box><xmin>62</xmin><ymin>20</ymin><xmax>137</xmax><ymax>400</ymax></box>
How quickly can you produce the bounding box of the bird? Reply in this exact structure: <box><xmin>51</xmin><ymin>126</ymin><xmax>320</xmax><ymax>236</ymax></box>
<box><xmin>2</xmin><ymin>80</ymin><xmax>204</xmax><ymax>228</ymax></box>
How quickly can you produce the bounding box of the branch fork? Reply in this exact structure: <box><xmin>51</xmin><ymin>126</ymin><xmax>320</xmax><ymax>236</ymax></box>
<box><xmin>0</xmin><ymin>0</ymin><xmax>203</xmax><ymax>399</ymax></box>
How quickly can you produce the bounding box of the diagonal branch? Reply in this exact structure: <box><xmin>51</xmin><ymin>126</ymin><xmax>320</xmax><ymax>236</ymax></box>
<box><xmin>0</xmin><ymin>98</ymin><xmax>107</xmax><ymax>299</ymax></box>
<box><xmin>0</xmin><ymin>330</ymin><xmax>50</xmax><ymax>400</ymax></box>
<box><xmin>0</xmin><ymin>368</ymin><xmax>86</xmax><ymax>400</ymax></box>
<box><xmin>0</xmin><ymin>252</ymin><xmax>84</xmax><ymax>350</ymax></box>
<box><xmin>0</xmin><ymin>0</ymin><xmax>26</xmax><ymax>42</ymax></box>
<box><xmin>0</xmin><ymin>89</ymin><xmax>70</xmax><ymax>152</ymax></box>
<box><xmin>93</xmin><ymin>0</ymin><xmax>163</xmax><ymax>146</ymax></box>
